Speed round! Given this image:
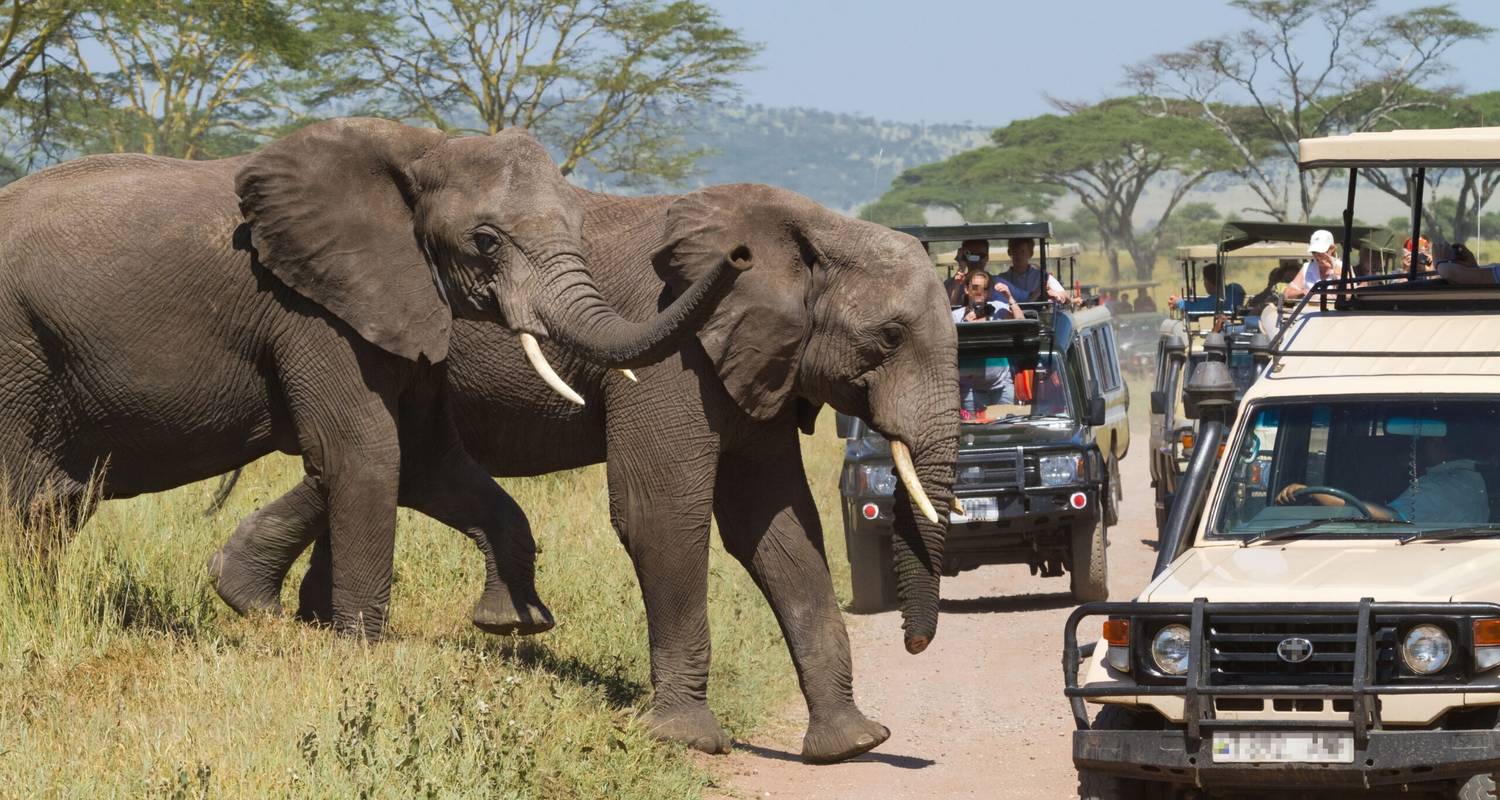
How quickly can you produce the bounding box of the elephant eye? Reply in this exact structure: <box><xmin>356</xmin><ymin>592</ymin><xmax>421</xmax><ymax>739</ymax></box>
<box><xmin>878</xmin><ymin>323</ymin><xmax>905</xmax><ymax>349</ymax></box>
<box><xmin>472</xmin><ymin>231</ymin><xmax>501</xmax><ymax>256</ymax></box>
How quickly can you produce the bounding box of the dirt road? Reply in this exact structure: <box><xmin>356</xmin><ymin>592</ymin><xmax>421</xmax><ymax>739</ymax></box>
<box><xmin>714</xmin><ymin>439</ymin><xmax>1160</xmax><ymax>800</ymax></box>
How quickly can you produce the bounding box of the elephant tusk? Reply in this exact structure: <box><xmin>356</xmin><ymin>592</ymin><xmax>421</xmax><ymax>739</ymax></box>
<box><xmin>618</xmin><ymin>369</ymin><xmax>638</xmax><ymax>383</ymax></box>
<box><xmin>520</xmin><ymin>333</ymin><xmax>585</xmax><ymax>406</ymax></box>
<box><xmin>890</xmin><ymin>440</ymin><xmax>941</xmax><ymax>525</ymax></box>
<box><xmin>948</xmin><ymin>496</ymin><xmax>964</xmax><ymax>515</ymax></box>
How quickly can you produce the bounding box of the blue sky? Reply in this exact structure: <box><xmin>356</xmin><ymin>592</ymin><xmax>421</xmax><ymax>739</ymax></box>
<box><xmin>710</xmin><ymin>0</ymin><xmax>1500</xmax><ymax>127</ymax></box>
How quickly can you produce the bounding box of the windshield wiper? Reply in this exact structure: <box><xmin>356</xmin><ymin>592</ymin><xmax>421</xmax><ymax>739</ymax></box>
<box><xmin>1399</xmin><ymin>526</ymin><xmax>1500</xmax><ymax>545</ymax></box>
<box><xmin>1241</xmin><ymin>517</ymin><xmax>1411</xmax><ymax>547</ymax></box>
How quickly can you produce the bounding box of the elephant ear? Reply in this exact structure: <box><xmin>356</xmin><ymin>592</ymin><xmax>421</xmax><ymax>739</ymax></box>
<box><xmin>654</xmin><ymin>184</ymin><xmax>817</xmax><ymax>422</ymax></box>
<box><xmin>235</xmin><ymin>118</ymin><xmax>452</xmax><ymax>363</ymax></box>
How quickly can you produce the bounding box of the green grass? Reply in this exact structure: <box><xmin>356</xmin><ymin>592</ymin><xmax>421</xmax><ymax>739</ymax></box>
<box><xmin>0</xmin><ymin>418</ymin><xmax>853</xmax><ymax>797</ymax></box>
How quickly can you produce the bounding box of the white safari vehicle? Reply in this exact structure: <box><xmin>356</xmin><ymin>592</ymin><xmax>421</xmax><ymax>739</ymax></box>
<box><xmin>1066</xmin><ymin>126</ymin><xmax>1500</xmax><ymax>798</ymax></box>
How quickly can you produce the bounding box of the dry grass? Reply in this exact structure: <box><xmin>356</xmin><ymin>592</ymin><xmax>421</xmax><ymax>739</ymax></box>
<box><xmin>0</xmin><ymin>417</ymin><xmax>852</xmax><ymax>798</ymax></box>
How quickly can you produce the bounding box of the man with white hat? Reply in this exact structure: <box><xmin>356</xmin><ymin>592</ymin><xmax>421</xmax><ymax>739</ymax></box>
<box><xmin>1284</xmin><ymin>229</ymin><xmax>1343</xmax><ymax>301</ymax></box>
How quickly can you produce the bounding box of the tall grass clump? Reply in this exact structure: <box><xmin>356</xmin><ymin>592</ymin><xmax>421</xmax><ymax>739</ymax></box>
<box><xmin>0</xmin><ymin>416</ymin><xmax>853</xmax><ymax>796</ymax></box>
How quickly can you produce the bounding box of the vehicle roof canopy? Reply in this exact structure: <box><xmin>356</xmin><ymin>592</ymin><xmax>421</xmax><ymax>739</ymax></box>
<box><xmin>1175</xmin><ymin>221</ymin><xmax>1399</xmax><ymax>260</ymax></box>
<box><xmin>895</xmin><ymin>222</ymin><xmax>1053</xmax><ymax>244</ymax></box>
<box><xmin>935</xmin><ymin>241</ymin><xmax>1080</xmax><ymax>265</ymax></box>
<box><xmin>1297</xmin><ymin>126</ymin><xmax>1500</xmax><ymax>168</ymax></box>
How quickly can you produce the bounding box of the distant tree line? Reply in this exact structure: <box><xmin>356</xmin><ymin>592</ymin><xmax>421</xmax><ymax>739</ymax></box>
<box><xmin>862</xmin><ymin>0</ymin><xmax>1497</xmax><ymax>283</ymax></box>
<box><xmin>0</xmin><ymin>0</ymin><xmax>756</xmax><ymax>182</ymax></box>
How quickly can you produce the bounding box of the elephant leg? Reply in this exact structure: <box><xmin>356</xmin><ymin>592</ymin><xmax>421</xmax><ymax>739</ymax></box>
<box><xmin>607</xmin><ymin>433</ymin><xmax>728</xmax><ymax>754</ymax></box>
<box><xmin>397</xmin><ymin>460</ymin><xmax>554</xmax><ymax>636</ymax></box>
<box><xmin>713</xmin><ymin>428</ymin><xmax>888</xmax><ymax>764</ymax></box>
<box><xmin>208</xmin><ymin>475</ymin><xmax>326</xmax><ymax>617</ymax></box>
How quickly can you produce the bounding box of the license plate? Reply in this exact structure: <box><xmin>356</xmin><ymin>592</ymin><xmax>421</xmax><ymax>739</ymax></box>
<box><xmin>950</xmin><ymin>496</ymin><xmax>998</xmax><ymax>523</ymax></box>
<box><xmin>1211</xmin><ymin>732</ymin><xmax>1354</xmax><ymax>764</ymax></box>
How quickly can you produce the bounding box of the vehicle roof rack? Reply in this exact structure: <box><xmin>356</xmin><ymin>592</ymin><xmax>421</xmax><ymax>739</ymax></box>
<box><xmin>1215</xmin><ymin>221</ymin><xmax>1398</xmax><ymax>256</ymax></box>
<box><xmin>1265</xmin><ymin>272</ymin><xmax>1500</xmax><ymax>366</ymax></box>
<box><xmin>894</xmin><ymin>222</ymin><xmax>1053</xmax><ymax>243</ymax></box>
<box><xmin>955</xmin><ymin>317</ymin><xmax>1044</xmax><ymax>351</ymax></box>
<box><xmin>1298</xmin><ymin>126</ymin><xmax>1500</xmax><ymax>168</ymax></box>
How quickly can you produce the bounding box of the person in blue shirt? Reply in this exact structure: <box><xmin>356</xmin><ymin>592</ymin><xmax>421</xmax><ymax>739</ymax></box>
<box><xmin>995</xmin><ymin>238</ymin><xmax>1070</xmax><ymax>304</ymax></box>
<box><xmin>1176</xmin><ymin>262</ymin><xmax>1245</xmax><ymax>314</ymax></box>
<box><xmin>1276</xmin><ymin>427</ymin><xmax>1489</xmax><ymax>524</ymax></box>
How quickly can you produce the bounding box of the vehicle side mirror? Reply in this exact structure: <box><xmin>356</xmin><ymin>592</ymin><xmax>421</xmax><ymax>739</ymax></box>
<box><xmin>835</xmin><ymin>412</ymin><xmax>856</xmax><ymax>439</ymax></box>
<box><xmin>1089</xmin><ymin>396</ymin><xmax>1107</xmax><ymax>427</ymax></box>
<box><xmin>1150</xmin><ymin>390</ymin><xmax>1166</xmax><ymax>415</ymax></box>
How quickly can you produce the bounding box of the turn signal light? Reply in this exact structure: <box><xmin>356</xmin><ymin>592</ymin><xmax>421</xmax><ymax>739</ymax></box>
<box><xmin>1180</xmin><ymin>431</ymin><xmax>1195</xmax><ymax>451</ymax></box>
<box><xmin>1103</xmin><ymin>619</ymin><xmax>1130</xmax><ymax>646</ymax></box>
<box><xmin>1474</xmin><ymin>618</ymin><xmax>1500</xmax><ymax>646</ymax></box>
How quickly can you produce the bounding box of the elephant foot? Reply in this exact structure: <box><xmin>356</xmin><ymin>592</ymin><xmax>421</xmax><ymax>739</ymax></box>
<box><xmin>641</xmin><ymin>704</ymin><xmax>732</xmax><ymax>755</ymax></box>
<box><xmin>802</xmin><ymin>709</ymin><xmax>889</xmax><ymax>764</ymax></box>
<box><xmin>471</xmin><ymin>588</ymin><xmax>555</xmax><ymax>636</ymax></box>
<box><xmin>207</xmin><ymin>546</ymin><xmax>283</xmax><ymax>617</ymax></box>
<box><xmin>294</xmin><ymin>558</ymin><xmax>334</xmax><ymax>627</ymax></box>
<box><xmin>331</xmin><ymin>608</ymin><xmax>388</xmax><ymax>642</ymax></box>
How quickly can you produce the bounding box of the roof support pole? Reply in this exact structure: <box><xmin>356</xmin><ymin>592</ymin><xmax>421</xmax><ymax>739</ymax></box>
<box><xmin>1039</xmin><ymin>238</ymin><xmax>1049</xmax><ymax>302</ymax></box>
<box><xmin>1341</xmin><ymin>167</ymin><xmax>1358</xmax><ymax>281</ymax></box>
<box><xmin>1410</xmin><ymin>166</ymin><xmax>1426</xmax><ymax>281</ymax></box>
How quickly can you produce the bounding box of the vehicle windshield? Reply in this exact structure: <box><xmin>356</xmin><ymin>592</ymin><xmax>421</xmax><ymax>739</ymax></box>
<box><xmin>957</xmin><ymin>350</ymin><xmax>1072</xmax><ymax>425</ymax></box>
<box><xmin>1214</xmin><ymin>399</ymin><xmax>1500</xmax><ymax>540</ymax></box>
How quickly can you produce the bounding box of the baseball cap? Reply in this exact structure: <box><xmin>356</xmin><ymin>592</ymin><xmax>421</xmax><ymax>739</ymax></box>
<box><xmin>1307</xmin><ymin>229</ymin><xmax>1335</xmax><ymax>253</ymax></box>
<box><xmin>1404</xmin><ymin>236</ymin><xmax>1430</xmax><ymax>251</ymax></box>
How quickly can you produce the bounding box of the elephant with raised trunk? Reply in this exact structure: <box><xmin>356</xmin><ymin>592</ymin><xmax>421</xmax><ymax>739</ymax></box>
<box><xmin>0</xmin><ymin>117</ymin><xmax>748</xmax><ymax>640</ymax></box>
<box><xmin>211</xmin><ymin>183</ymin><xmax>959</xmax><ymax>763</ymax></box>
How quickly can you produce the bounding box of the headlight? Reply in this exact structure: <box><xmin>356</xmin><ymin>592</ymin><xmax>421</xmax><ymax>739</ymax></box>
<box><xmin>1039</xmin><ymin>453</ymin><xmax>1085</xmax><ymax>486</ymax></box>
<box><xmin>1401</xmin><ymin>624</ymin><xmax>1453</xmax><ymax>674</ymax></box>
<box><xmin>1151</xmin><ymin>624</ymin><xmax>1191</xmax><ymax>676</ymax></box>
<box><xmin>859</xmin><ymin>465</ymin><xmax>897</xmax><ymax>496</ymax></box>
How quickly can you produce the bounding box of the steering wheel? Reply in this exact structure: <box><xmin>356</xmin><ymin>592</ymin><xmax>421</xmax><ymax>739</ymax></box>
<box><xmin>1291</xmin><ymin>485</ymin><xmax>1374</xmax><ymax>518</ymax></box>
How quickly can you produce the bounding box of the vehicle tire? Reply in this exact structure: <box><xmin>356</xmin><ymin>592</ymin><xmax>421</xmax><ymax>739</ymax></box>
<box><xmin>847</xmin><ymin>532</ymin><xmax>898</xmax><ymax>613</ymax></box>
<box><xmin>1071</xmin><ymin>515</ymin><xmax>1109</xmax><ymax>602</ymax></box>
<box><xmin>1104</xmin><ymin>452</ymin><xmax>1121</xmax><ymax>527</ymax></box>
<box><xmin>1077</xmin><ymin>706</ymin><xmax>1181</xmax><ymax>800</ymax></box>
<box><xmin>1457</xmin><ymin>772</ymin><xmax>1496</xmax><ymax>800</ymax></box>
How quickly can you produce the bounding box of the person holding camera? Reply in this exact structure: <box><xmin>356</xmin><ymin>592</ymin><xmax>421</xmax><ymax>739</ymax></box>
<box><xmin>1285</xmin><ymin>229</ymin><xmax>1343</xmax><ymax>301</ymax></box>
<box><xmin>1403</xmin><ymin>236</ymin><xmax>1433</xmax><ymax>270</ymax></box>
<box><xmin>952</xmin><ymin>269</ymin><xmax>1022</xmax><ymax>323</ymax></box>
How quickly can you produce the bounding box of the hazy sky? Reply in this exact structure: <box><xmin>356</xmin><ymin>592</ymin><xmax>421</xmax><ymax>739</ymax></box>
<box><xmin>711</xmin><ymin>0</ymin><xmax>1500</xmax><ymax>127</ymax></box>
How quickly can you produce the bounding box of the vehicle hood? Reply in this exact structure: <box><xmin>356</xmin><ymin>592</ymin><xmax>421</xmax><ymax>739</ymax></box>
<box><xmin>1145</xmin><ymin>541</ymin><xmax>1500</xmax><ymax>603</ymax></box>
<box><xmin>960</xmin><ymin>420</ymin><xmax>1083</xmax><ymax>450</ymax></box>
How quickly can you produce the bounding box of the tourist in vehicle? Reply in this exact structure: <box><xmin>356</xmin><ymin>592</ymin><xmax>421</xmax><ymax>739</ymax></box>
<box><xmin>952</xmin><ymin>269</ymin><xmax>1021</xmax><ymax>322</ymax></box>
<box><xmin>996</xmin><ymin>238</ymin><xmax>1070</xmax><ymax>304</ymax></box>
<box><xmin>1132</xmin><ymin>288</ymin><xmax>1155</xmax><ymax>313</ymax></box>
<box><xmin>1284</xmin><ymin>229</ymin><xmax>1342</xmax><ymax>301</ymax></box>
<box><xmin>944</xmin><ymin>239</ymin><xmax>993</xmax><ymax>306</ymax></box>
<box><xmin>1275</xmin><ymin>423</ymin><xmax>1488</xmax><ymax>524</ymax></box>
<box><xmin>1174</xmin><ymin>262</ymin><xmax>1245</xmax><ymax>314</ymax></box>
<box><xmin>1402</xmin><ymin>235</ymin><xmax>1433</xmax><ymax>270</ymax></box>
<box><xmin>1433</xmin><ymin>241</ymin><xmax>1500</xmax><ymax>285</ymax></box>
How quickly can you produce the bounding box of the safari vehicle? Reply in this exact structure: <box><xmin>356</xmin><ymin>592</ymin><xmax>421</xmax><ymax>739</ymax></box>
<box><xmin>1065</xmin><ymin>126</ymin><xmax>1500</xmax><ymax>799</ymax></box>
<box><xmin>1099</xmin><ymin>281</ymin><xmax>1165</xmax><ymax>377</ymax></box>
<box><xmin>840</xmin><ymin>223</ymin><xmax>1129</xmax><ymax>610</ymax></box>
<box><xmin>1147</xmin><ymin>222</ymin><xmax>1400</xmax><ymax>534</ymax></box>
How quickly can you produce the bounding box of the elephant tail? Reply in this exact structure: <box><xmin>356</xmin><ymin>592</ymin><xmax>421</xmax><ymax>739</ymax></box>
<box><xmin>203</xmin><ymin>468</ymin><xmax>243</xmax><ymax>516</ymax></box>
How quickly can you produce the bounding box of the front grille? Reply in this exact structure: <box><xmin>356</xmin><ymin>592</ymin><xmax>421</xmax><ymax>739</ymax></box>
<box><xmin>1204</xmin><ymin>614</ymin><xmax>1396</xmax><ymax>686</ymax></box>
<box><xmin>955</xmin><ymin>447</ymin><xmax>1026</xmax><ymax>491</ymax></box>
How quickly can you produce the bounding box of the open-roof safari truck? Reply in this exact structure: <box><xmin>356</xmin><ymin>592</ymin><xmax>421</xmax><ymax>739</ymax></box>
<box><xmin>1148</xmin><ymin>224</ymin><xmax>1401</xmax><ymax>537</ymax></box>
<box><xmin>1067</xmin><ymin>126</ymin><xmax>1500</xmax><ymax>799</ymax></box>
<box><xmin>839</xmin><ymin>224</ymin><xmax>1129</xmax><ymax>609</ymax></box>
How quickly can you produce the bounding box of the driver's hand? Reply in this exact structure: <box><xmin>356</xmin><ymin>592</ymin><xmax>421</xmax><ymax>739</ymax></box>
<box><xmin>1276</xmin><ymin>483</ymin><xmax>1307</xmax><ymax>505</ymax></box>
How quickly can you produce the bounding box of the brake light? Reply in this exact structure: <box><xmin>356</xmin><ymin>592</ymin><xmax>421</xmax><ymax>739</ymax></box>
<box><xmin>1103</xmin><ymin>619</ymin><xmax>1130</xmax><ymax>646</ymax></box>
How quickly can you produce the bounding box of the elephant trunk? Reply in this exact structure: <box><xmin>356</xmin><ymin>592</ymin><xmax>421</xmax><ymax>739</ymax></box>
<box><xmin>534</xmin><ymin>248</ymin><xmax>751</xmax><ymax>369</ymax></box>
<box><xmin>875</xmin><ymin>375</ymin><xmax>958</xmax><ymax>654</ymax></box>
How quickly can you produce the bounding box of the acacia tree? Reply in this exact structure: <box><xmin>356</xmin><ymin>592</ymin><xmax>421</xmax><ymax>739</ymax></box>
<box><xmin>350</xmin><ymin>0</ymin><xmax>757</xmax><ymax>183</ymax></box>
<box><xmin>1361</xmin><ymin>90</ymin><xmax>1500</xmax><ymax>242</ymax></box>
<box><xmin>857</xmin><ymin>146</ymin><xmax>1060</xmax><ymax>227</ymax></box>
<box><xmin>0</xmin><ymin>0</ymin><xmax>78</xmax><ymax>110</ymax></box>
<box><xmin>1129</xmin><ymin>0</ymin><xmax>1491</xmax><ymax>222</ymax></box>
<box><xmin>43</xmin><ymin>1</ymin><xmax>376</xmax><ymax>160</ymax></box>
<box><xmin>979</xmin><ymin>98</ymin><xmax>1237</xmax><ymax>282</ymax></box>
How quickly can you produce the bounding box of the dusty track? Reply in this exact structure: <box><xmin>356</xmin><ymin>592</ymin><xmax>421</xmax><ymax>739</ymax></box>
<box><xmin>713</xmin><ymin>437</ymin><xmax>1160</xmax><ymax>799</ymax></box>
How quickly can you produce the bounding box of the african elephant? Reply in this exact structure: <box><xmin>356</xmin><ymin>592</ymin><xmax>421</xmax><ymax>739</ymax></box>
<box><xmin>210</xmin><ymin>183</ymin><xmax>959</xmax><ymax>763</ymax></box>
<box><xmin>0</xmin><ymin>117</ymin><xmax>749</xmax><ymax>640</ymax></box>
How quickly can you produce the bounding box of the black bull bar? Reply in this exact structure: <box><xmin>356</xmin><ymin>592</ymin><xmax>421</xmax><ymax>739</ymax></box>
<box><xmin>1063</xmin><ymin>599</ymin><xmax>1500</xmax><ymax>787</ymax></box>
